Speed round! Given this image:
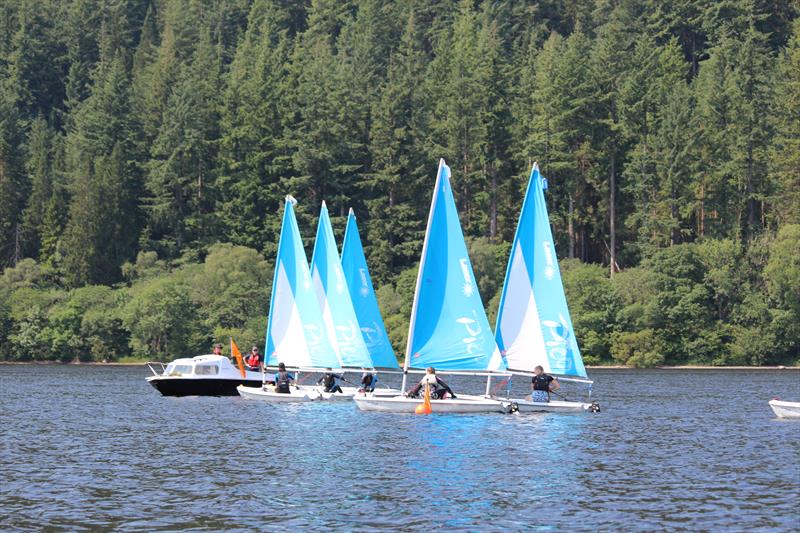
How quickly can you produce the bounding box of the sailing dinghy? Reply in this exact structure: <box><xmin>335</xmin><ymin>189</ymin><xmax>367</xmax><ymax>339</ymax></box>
<box><xmin>339</xmin><ymin>208</ymin><xmax>402</xmax><ymax>397</ymax></box>
<box><xmin>237</xmin><ymin>196</ymin><xmax>338</xmax><ymax>402</ymax></box>
<box><xmin>769</xmin><ymin>399</ymin><xmax>800</xmax><ymax>418</ymax></box>
<box><xmin>494</xmin><ymin>164</ymin><xmax>598</xmax><ymax>413</ymax></box>
<box><xmin>353</xmin><ymin>159</ymin><xmax>508</xmax><ymax>414</ymax></box>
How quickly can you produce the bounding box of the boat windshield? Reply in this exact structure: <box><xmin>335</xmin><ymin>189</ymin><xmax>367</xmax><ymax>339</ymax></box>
<box><xmin>166</xmin><ymin>364</ymin><xmax>193</xmax><ymax>375</ymax></box>
<box><xmin>195</xmin><ymin>364</ymin><xmax>219</xmax><ymax>375</ymax></box>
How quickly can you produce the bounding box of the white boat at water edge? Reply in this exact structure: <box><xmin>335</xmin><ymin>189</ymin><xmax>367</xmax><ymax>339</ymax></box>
<box><xmin>769</xmin><ymin>399</ymin><xmax>800</xmax><ymax>418</ymax></box>
<box><xmin>146</xmin><ymin>354</ymin><xmax>263</xmax><ymax>397</ymax></box>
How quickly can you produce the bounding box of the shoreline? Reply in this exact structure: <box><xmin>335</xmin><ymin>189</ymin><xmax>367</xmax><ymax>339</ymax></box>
<box><xmin>0</xmin><ymin>361</ymin><xmax>797</xmax><ymax>370</ymax></box>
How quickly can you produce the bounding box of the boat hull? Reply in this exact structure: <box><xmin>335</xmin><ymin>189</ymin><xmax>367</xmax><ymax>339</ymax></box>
<box><xmin>147</xmin><ymin>377</ymin><xmax>263</xmax><ymax>397</ymax></box>
<box><xmin>769</xmin><ymin>399</ymin><xmax>800</xmax><ymax>418</ymax></box>
<box><xmin>502</xmin><ymin>398</ymin><xmax>593</xmax><ymax>413</ymax></box>
<box><xmin>353</xmin><ymin>395</ymin><xmax>506</xmax><ymax>413</ymax></box>
<box><xmin>237</xmin><ymin>385</ymin><xmax>322</xmax><ymax>402</ymax></box>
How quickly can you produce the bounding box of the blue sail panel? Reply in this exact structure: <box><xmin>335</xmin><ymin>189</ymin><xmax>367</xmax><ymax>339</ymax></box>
<box><xmin>407</xmin><ymin>160</ymin><xmax>505</xmax><ymax>372</ymax></box>
<box><xmin>266</xmin><ymin>197</ymin><xmax>339</xmax><ymax>369</ymax></box>
<box><xmin>310</xmin><ymin>202</ymin><xmax>374</xmax><ymax>369</ymax></box>
<box><xmin>495</xmin><ymin>165</ymin><xmax>587</xmax><ymax>378</ymax></box>
<box><xmin>341</xmin><ymin>210</ymin><xmax>400</xmax><ymax>369</ymax></box>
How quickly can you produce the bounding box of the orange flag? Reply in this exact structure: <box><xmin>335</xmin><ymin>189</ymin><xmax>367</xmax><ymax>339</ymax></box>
<box><xmin>230</xmin><ymin>337</ymin><xmax>246</xmax><ymax>378</ymax></box>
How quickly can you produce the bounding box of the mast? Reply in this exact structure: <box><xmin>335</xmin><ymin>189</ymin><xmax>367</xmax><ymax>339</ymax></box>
<box><xmin>402</xmin><ymin>159</ymin><xmax>446</xmax><ymax>392</ymax></box>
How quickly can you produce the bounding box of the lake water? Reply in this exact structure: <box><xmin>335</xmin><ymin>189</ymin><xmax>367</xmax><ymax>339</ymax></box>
<box><xmin>1</xmin><ymin>365</ymin><xmax>799</xmax><ymax>531</ymax></box>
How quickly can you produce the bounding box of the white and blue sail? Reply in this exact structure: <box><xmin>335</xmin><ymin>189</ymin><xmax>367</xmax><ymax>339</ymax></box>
<box><xmin>495</xmin><ymin>164</ymin><xmax>588</xmax><ymax>380</ymax></box>
<box><xmin>405</xmin><ymin>159</ymin><xmax>505</xmax><ymax>373</ymax></box>
<box><xmin>341</xmin><ymin>209</ymin><xmax>400</xmax><ymax>369</ymax></box>
<box><xmin>310</xmin><ymin>202</ymin><xmax>374</xmax><ymax>369</ymax></box>
<box><xmin>265</xmin><ymin>196</ymin><xmax>340</xmax><ymax>369</ymax></box>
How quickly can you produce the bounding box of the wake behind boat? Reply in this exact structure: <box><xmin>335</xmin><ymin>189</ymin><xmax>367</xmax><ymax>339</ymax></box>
<box><xmin>146</xmin><ymin>354</ymin><xmax>263</xmax><ymax>396</ymax></box>
<box><xmin>769</xmin><ymin>399</ymin><xmax>800</xmax><ymax>418</ymax></box>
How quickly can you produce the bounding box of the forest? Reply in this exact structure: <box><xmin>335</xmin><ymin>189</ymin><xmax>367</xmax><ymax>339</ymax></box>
<box><xmin>0</xmin><ymin>0</ymin><xmax>798</xmax><ymax>366</ymax></box>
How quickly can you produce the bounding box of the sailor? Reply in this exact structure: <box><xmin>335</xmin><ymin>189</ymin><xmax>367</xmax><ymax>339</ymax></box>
<box><xmin>406</xmin><ymin>367</ymin><xmax>456</xmax><ymax>399</ymax></box>
<box><xmin>530</xmin><ymin>365</ymin><xmax>559</xmax><ymax>402</ymax></box>
<box><xmin>359</xmin><ymin>368</ymin><xmax>377</xmax><ymax>393</ymax></box>
<box><xmin>274</xmin><ymin>362</ymin><xmax>295</xmax><ymax>394</ymax></box>
<box><xmin>246</xmin><ymin>346</ymin><xmax>262</xmax><ymax>371</ymax></box>
<box><xmin>212</xmin><ymin>343</ymin><xmax>223</xmax><ymax>356</ymax></box>
<box><xmin>317</xmin><ymin>368</ymin><xmax>343</xmax><ymax>393</ymax></box>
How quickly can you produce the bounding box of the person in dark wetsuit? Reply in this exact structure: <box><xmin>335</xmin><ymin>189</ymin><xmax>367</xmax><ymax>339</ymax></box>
<box><xmin>406</xmin><ymin>367</ymin><xmax>456</xmax><ymax>399</ymax></box>
<box><xmin>274</xmin><ymin>362</ymin><xmax>295</xmax><ymax>393</ymax></box>
<box><xmin>317</xmin><ymin>368</ymin><xmax>343</xmax><ymax>393</ymax></box>
<box><xmin>530</xmin><ymin>365</ymin><xmax>559</xmax><ymax>402</ymax></box>
<box><xmin>359</xmin><ymin>368</ymin><xmax>377</xmax><ymax>393</ymax></box>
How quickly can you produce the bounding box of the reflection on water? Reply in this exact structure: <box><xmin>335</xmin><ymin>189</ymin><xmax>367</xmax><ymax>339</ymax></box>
<box><xmin>1</xmin><ymin>365</ymin><xmax>798</xmax><ymax>531</ymax></box>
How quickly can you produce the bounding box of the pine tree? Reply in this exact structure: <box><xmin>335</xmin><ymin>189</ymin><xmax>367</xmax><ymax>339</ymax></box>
<box><xmin>217</xmin><ymin>0</ymin><xmax>294</xmax><ymax>256</ymax></box>
<box><xmin>62</xmin><ymin>51</ymin><xmax>142</xmax><ymax>287</ymax></box>
<box><xmin>768</xmin><ymin>19</ymin><xmax>800</xmax><ymax>225</ymax></box>
<box><xmin>365</xmin><ymin>7</ymin><xmax>429</xmax><ymax>281</ymax></box>
<box><xmin>20</xmin><ymin>116</ymin><xmax>54</xmax><ymax>258</ymax></box>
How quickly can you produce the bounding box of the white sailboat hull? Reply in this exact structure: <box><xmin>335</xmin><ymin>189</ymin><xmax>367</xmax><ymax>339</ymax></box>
<box><xmin>353</xmin><ymin>395</ymin><xmax>507</xmax><ymax>413</ymax></box>
<box><xmin>502</xmin><ymin>398</ymin><xmax>594</xmax><ymax>413</ymax></box>
<box><xmin>769</xmin><ymin>399</ymin><xmax>800</xmax><ymax>418</ymax></box>
<box><xmin>293</xmin><ymin>385</ymin><xmax>402</xmax><ymax>401</ymax></box>
<box><xmin>236</xmin><ymin>385</ymin><xmax>322</xmax><ymax>402</ymax></box>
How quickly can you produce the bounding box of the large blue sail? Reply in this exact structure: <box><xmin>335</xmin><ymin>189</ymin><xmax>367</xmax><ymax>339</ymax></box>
<box><xmin>310</xmin><ymin>202</ymin><xmax>374</xmax><ymax>368</ymax></box>
<box><xmin>495</xmin><ymin>164</ymin><xmax>587</xmax><ymax>378</ymax></box>
<box><xmin>341</xmin><ymin>209</ymin><xmax>400</xmax><ymax>369</ymax></box>
<box><xmin>265</xmin><ymin>196</ymin><xmax>339</xmax><ymax>369</ymax></box>
<box><xmin>405</xmin><ymin>159</ymin><xmax>505</xmax><ymax>372</ymax></box>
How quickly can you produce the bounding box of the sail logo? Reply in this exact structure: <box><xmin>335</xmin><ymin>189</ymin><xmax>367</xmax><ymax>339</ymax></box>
<box><xmin>459</xmin><ymin>258</ymin><xmax>474</xmax><ymax>297</ymax></box>
<box><xmin>334</xmin><ymin>264</ymin><xmax>346</xmax><ymax>294</ymax></box>
<box><xmin>541</xmin><ymin>313</ymin><xmax>575</xmax><ymax>373</ymax></box>
<box><xmin>335</xmin><ymin>320</ymin><xmax>361</xmax><ymax>360</ymax></box>
<box><xmin>542</xmin><ymin>241</ymin><xmax>555</xmax><ymax>280</ymax></box>
<box><xmin>304</xmin><ymin>323</ymin><xmax>327</xmax><ymax>353</ymax></box>
<box><xmin>456</xmin><ymin>311</ymin><xmax>486</xmax><ymax>357</ymax></box>
<box><xmin>359</xmin><ymin>268</ymin><xmax>369</xmax><ymax>297</ymax></box>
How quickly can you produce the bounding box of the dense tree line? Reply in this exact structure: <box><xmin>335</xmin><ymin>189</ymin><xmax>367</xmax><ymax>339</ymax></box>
<box><xmin>1</xmin><ymin>0</ymin><xmax>798</xmax><ymax>365</ymax></box>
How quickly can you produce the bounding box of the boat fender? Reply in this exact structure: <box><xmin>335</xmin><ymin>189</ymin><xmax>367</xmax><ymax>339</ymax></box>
<box><xmin>589</xmin><ymin>401</ymin><xmax>600</xmax><ymax>413</ymax></box>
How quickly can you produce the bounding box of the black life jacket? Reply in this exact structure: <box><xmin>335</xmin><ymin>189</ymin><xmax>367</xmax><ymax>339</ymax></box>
<box><xmin>276</xmin><ymin>371</ymin><xmax>292</xmax><ymax>393</ymax></box>
<box><xmin>532</xmin><ymin>374</ymin><xmax>553</xmax><ymax>391</ymax></box>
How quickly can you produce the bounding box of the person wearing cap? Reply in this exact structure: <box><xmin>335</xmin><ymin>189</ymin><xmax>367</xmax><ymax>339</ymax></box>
<box><xmin>406</xmin><ymin>367</ymin><xmax>456</xmax><ymax>399</ymax></box>
<box><xmin>212</xmin><ymin>343</ymin><xmax>223</xmax><ymax>356</ymax></box>
<box><xmin>245</xmin><ymin>346</ymin><xmax>262</xmax><ymax>371</ymax></box>
<box><xmin>273</xmin><ymin>362</ymin><xmax>295</xmax><ymax>393</ymax></box>
<box><xmin>317</xmin><ymin>368</ymin><xmax>343</xmax><ymax>393</ymax></box>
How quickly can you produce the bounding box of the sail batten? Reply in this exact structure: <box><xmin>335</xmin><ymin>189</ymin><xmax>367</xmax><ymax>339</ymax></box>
<box><xmin>341</xmin><ymin>209</ymin><xmax>400</xmax><ymax>369</ymax></box>
<box><xmin>495</xmin><ymin>164</ymin><xmax>588</xmax><ymax>378</ymax></box>
<box><xmin>310</xmin><ymin>203</ymin><xmax>374</xmax><ymax>369</ymax></box>
<box><xmin>265</xmin><ymin>197</ymin><xmax>339</xmax><ymax>369</ymax></box>
<box><xmin>405</xmin><ymin>159</ymin><xmax>504</xmax><ymax>373</ymax></box>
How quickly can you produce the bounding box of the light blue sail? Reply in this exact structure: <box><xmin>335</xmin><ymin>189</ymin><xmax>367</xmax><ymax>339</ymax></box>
<box><xmin>341</xmin><ymin>209</ymin><xmax>400</xmax><ymax>369</ymax></box>
<box><xmin>265</xmin><ymin>196</ymin><xmax>339</xmax><ymax>369</ymax></box>
<box><xmin>495</xmin><ymin>164</ymin><xmax>587</xmax><ymax>378</ymax></box>
<box><xmin>405</xmin><ymin>159</ymin><xmax>505</xmax><ymax>372</ymax></box>
<box><xmin>310</xmin><ymin>202</ymin><xmax>374</xmax><ymax>369</ymax></box>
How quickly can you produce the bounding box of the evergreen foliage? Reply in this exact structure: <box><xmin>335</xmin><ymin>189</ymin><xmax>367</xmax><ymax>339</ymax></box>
<box><xmin>0</xmin><ymin>0</ymin><xmax>797</xmax><ymax>365</ymax></box>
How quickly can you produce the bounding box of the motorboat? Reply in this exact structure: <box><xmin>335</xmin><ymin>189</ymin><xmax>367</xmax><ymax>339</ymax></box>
<box><xmin>769</xmin><ymin>399</ymin><xmax>800</xmax><ymax>418</ymax></box>
<box><xmin>146</xmin><ymin>354</ymin><xmax>263</xmax><ymax>396</ymax></box>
